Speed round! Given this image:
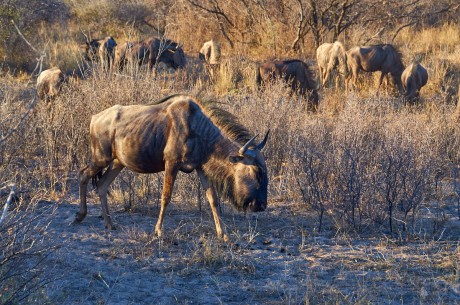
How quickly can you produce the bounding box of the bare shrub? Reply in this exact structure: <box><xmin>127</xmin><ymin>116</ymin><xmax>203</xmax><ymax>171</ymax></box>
<box><xmin>0</xmin><ymin>191</ymin><xmax>58</xmax><ymax>305</ymax></box>
<box><xmin>274</xmin><ymin>96</ymin><xmax>460</xmax><ymax>236</ymax></box>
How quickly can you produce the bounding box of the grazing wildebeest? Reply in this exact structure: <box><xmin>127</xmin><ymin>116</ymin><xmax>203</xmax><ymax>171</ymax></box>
<box><xmin>199</xmin><ymin>40</ymin><xmax>221</xmax><ymax>65</ymax></box>
<box><xmin>83</xmin><ymin>35</ymin><xmax>118</xmax><ymax>72</ymax></box>
<box><xmin>198</xmin><ymin>40</ymin><xmax>221</xmax><ymax>79</ymax></box>
<box><xmin>148</xmin><ymin>38</ymin><xmax>187</xmax><ymax>70</ymax></box>
<box><xmin>36</xmin><ymin>67</ymin><xmax>65</xmax><ymax>101</ymax></box>
<box><xmin>114</xmin><ymin>38</ymin><xmax>186</xmax><ymax>72</ymax></box>
<box><xmin>346</xmin><ymin>44</ymin><xmax>404</xmax><ymax>94</ymax></box>
<box><xmin>401</xmin><ymin>62</ymin><xmax>428</xmax><ymax>103</ymax></box>
<box><xmin>76</xmin><ymin>95</ymin><xmax>269</xmax><ymax>241</ymax></box>
<box><xmin>257</xmin><ymin>59</ymin><xmax>319</xmax><ymax>109</ymax></box>
<box><xmin>316</xmin><ymin>41</ymin><xmax>348</xmax><ymax>87</ymax></box>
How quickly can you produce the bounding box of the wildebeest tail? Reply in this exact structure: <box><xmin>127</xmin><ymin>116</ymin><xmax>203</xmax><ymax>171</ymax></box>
<box><xmin>91</xmin><ymin>169</ymin><xmax>103</xmax><ymax>189</ymax></box>
<box><xmin>256</xmin><ymin>66</ymin><xmax>262</xmax><ymax>87</ymax></box>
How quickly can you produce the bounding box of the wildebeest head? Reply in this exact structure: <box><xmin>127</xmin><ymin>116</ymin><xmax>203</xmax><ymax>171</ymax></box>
<box><xmin>172</xmin><ymin>45</ymin><xmax>187</xmax><ymax>69</ymax></box>
<box><xmin>146</xmin><ymin>38</ymin><xmax>186</xmax><ymax>70</ymax></box>
<box><xmin>161</xmin><ymin>45</ymin><xmax>186</xmax><ymax>69</ymax></box>
<box><xmin>226</xmin><ymin>131</ymin><xmax>269</xmax><ymax>212</ymax></box>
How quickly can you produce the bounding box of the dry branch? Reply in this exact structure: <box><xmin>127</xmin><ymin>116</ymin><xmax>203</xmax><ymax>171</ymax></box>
<box><xmin>11</xmin><ymin>19</ymin><xmax>47</xmax><ymax>76</ymax></box>
<box><xmin>0</xmin><ymin>184</ymin><xmax>16</xmax><ymax>227</ymax></box>
<box><xmin>0</xmin><ymin>97</ymin><xmax>38</xmax><ymax>146</ymax></box>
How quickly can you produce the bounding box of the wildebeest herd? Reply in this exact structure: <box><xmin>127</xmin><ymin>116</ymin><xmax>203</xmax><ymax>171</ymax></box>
<box><xmin>36</xmin><ymin>36</ymin><xmax>430</xmax><ymax>105</ymax></box>
<box><xmin>35</xmin><ymin>35</ymin><xmax>432</xmax><ymax>240</ymax></box>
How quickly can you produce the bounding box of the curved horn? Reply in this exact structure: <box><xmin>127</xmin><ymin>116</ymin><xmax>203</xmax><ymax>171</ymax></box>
<box><xmin>255</xmin><ymin>130</ymin><xmax>270</xmax><ymax>150</ymax></box>
<box><xmin>239</xmin><ymin>134</ymin><xmax>259</xmax><ymax>156</ymax></box>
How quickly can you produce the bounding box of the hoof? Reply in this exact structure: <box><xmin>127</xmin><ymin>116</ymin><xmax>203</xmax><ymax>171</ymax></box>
<box><xmin>74</xmin><ymin>212</ymin><xmax>86</xmax><ymax>222</ymax></box>
<box><xmin>71</xmin><ymin>219</ymin><xmax>82</xmax><ymax>226</ymax></box>
<box><xmin>220</xmin><ymin>233</ymin><xmax>230</xmax><ymax>243</ymax></box>
<box><xmin>105</xmin><ymin>224</ymin><xmax>116</xmax><ymax>230</ymax></box>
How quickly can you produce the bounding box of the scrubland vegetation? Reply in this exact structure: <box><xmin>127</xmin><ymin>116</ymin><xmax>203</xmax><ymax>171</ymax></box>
<box><xmin>1</xmin><ymin>0</ymin><xmax>460</xmax><ymax>304</ymax></box>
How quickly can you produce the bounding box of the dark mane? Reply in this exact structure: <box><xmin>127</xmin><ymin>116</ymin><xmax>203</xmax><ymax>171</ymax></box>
<box><xmin>151</xmin><ymin>94</ymin><xmax>182</xmax><ymax>105</ymax></box>
<box><xmin>153</xmin><ymin>95</ymin><xmax>253</xmax><ymax>145</ymax></box>
<box><xmin>301</xmin><ymin>61</ymin><xmax>318</xmax><ymax>89</ymax></box>
<box><xmin>282</xmin><ymin>59</ymin><xmax>303</xmax><ymax>64</ymax></box>
<box><xmin>198</xmin><ymin>100</ymin><xmax>253</xmax><ymax>145</ymax></box>
<box><xmin>387</xmin><ymin>44</ymin><xmax>403</xmax><ymax>62</ymax></box>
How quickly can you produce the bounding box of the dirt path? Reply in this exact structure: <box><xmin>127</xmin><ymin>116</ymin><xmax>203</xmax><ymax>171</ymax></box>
<box><xmin>23</xmin><ymin>198</ymin><xmax>460</xmax><ymax>304</ymax></box>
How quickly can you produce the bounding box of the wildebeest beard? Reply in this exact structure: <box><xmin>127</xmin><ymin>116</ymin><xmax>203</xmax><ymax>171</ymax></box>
<box><xmin>202</xmin><ymin>149</ymin><xmax>267</xmax><ymax>211</ymax></box>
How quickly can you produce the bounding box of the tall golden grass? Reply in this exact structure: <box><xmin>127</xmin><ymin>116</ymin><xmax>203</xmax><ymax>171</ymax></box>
<box><xmin>2</xmin><ymin>20</ymin><xmax>460</xmax><ymax>235</ymax></box>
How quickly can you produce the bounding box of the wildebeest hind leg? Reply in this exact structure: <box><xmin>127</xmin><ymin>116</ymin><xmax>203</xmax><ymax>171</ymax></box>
<box><xmin>95</xmin><ymin>160</ymin><xmax>124</xmax><ymax>229</ymax></box>
<box><xmin>197</xmin><ymin>170</ymin><xmax>229</xmax><ymax>242</ymax></box>
<box><xmin>376</xmin><ymin>72</ymin><xmax>386</xmax><ymax>94</ymax></box>
<box><xmin>76</xmin><ymin>164</ymin><xmax>104</xmax><ymax>223</ymax></box>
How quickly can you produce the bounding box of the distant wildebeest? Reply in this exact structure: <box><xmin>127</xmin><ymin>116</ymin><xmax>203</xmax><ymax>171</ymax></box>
<box><xmin>257</xmin><ymin>59</ymin><xmax>319</xmax><ymax>110</ymax></box>
<box><xmin>401</xmin><ymin>61</ymin><xmax>428</xmax><ymax>103</ymax></box>
<box><xmin>199</xmin><ymin>40</ymin><xmax>221</xmax><ymax>78</ymax></box>
<box><xmin>316</xmin><ymin>41</ymin><xmax>348</xmax><ymax>87</ymax></box>
<box><xmin>346</xmin><ymin>44</ymin><xmax>404</xmax><ymax>94</ymax></box>
<box><xmin>148</xmin><ymin>38</ymin><xmax>186</xmax><ymax>70</ymax></box>
<box><xmin>76</xmin><ymin>95</ymin><xmax>269</xmax><ymax>241</ymax></box>
<box><xmin>114</xmin><ymin>38</ymin><xmax>186</xmax><ymax>72</ymax></box>
<box><xmin>82</xmin><ymin>35</ymin><xmax>118</xmax><ymax>72</ymax></box>
<box><xmin>199</xmin><ymin>40</ymin><xmax>221</xmax><ymax>65</ymax></box>
<box><xmin>36</xmin><ymin>67</ymin><xmax>65</xmax><ymax>101</ymax></box>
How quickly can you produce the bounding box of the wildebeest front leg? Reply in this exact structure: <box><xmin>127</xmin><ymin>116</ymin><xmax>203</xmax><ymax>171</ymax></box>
<box><xmin>155</xmin><ymin>163</ymin><xmax>178</xmax><ymax>238</ymax></box>
<box><xmin>376</xmin><ymin>72</ymin><xmax>386</xmax><ymax>94</ymax></box>
<box><xmin>347</xmin><ymin>66</ymin><xmax>359</xmax><ymax>91</ymax></box>
<box><xmin>197</xmin><ymin>170</ymin><xmax>229</xmax><ymax>242</ymax></box>
<box><xmin>95</xmin><ymin>160</ymin><xmax>124</xmax><ymax>229</ymax></box>
<box><xmin>318</xmin><ymin>66</ymin><xmax>325</xmax><ymax>86</ymax></box>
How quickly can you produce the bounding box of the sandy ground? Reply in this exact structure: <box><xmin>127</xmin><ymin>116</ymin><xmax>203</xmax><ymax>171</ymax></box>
<box><xmin>14</xmin><ymin>193</ymin><xmax>457</xmax><ymax>305</ymax></box>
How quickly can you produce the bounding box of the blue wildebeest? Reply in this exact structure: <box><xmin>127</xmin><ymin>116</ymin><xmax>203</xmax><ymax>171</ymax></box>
<box><xmin>83</xmin><ymin>35</ymin><xmax>118</xmax><ymax>72</ymax></box>
<box><xmin>149</xmin><ymin>38</ymin><xmax>186</xmax><ymax>70</ymax></box>
<box><xmin>401</xmin><ymin>61</ymin><xmax>428</xmax><ymax>103</ymax></box>
<box><xmin>346</xmin><ymin>44</ymin><xmax>405</xmax><ymax>94</ymax></box>
<box><xmin>316</xmin><ymin>41</ymin><xmax>348</xmax><ymax>88</ymax></box>
<box><xmin>257</xmin><ymin>59</ymin><xmax>319</xmax><ymax>110</ymax></box>
<box><xmin>198</xmin><ymin>39</ymin><xmax>222</xmax><ymax>79</ymax></box>
<box><xmin>114</xmin><ymin>38</ymin><xmax>186</xmax><ymax>72</ymax></box>
<box><xmin>76</xmin><ymin>95</ymin><xmax>269</xmax><ymax>241</ymax></box>
<box><xmin>36</xmin><ymin>67</ymin><xmax>65</xmax><ymax>101</ymax></box>
<box><xmin>199</xmin><ymin>40</ymin><xmax>221</xmax><ymax>65</ymax></box>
